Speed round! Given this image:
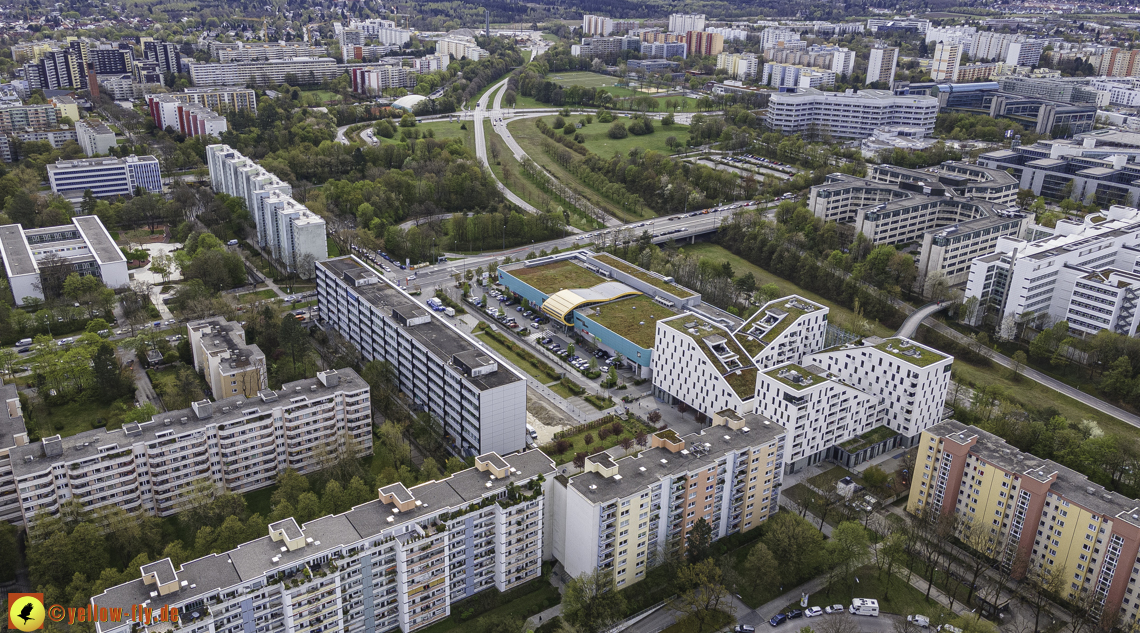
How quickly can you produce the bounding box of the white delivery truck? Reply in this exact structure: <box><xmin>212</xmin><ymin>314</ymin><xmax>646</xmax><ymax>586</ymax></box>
<box><xmin>849</xmin><ymin>599</ymin><xmax>879</xmax><ymax>617</ymax></box>
<box><xmin>444</xmin><ymin>307</ymin><xmax>456</xmax><ymax>317</ymax></box>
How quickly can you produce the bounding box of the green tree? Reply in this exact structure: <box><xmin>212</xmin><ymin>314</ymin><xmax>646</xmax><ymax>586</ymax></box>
<box><xmin>1102</xmin><ymin>356</ymin><xmax>1133</xmax><ymax>401</ymax></box>
<box><xmin>0</xmin><ymin>522</ymin><xmax>17</xmax><ymax>583</ymax></box>
<box><xmin>562</xmin><ymin>567</ymin><xmax>627</xmax><ymax>633</ymax></box>
<box><xmin>271</xmin><ymin>469</ymin><xmax>311</xmax><ymax>508</ymax></box>
<box><xmin>685</xmin><ymin>517</ymin><xmax>713</xmax><ymax>564</ymax></box>
<box><xmin>1010</xmin><ymin>350</ymin><xmax>1028</xmax><ymax>381</ymax></box>
<box><xmin>743</xmin><ymin>542</ymin><xmax>779</xmax><ymax>595</ymax></box>
<box><xmin>670</xmin><ymin>559</ymin><xmax>730</xmax><ymax>633</ymax></box>
<box><xmin>279</xmin><ymin>314</ymin><xmax>311</xmax><ymax>379</ymax></box>
<box><xmin>828</xmin><ymin>521</ymin><xmax>870</xmax><ymax>590</ymax></box>
<box><xmin>764</xmin><ymin>511</ymin><xmax>825</xmax><ymax>573</ymax></box>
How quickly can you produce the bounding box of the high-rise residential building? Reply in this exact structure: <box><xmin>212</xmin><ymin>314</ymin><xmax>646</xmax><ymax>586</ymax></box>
<box><xmin>553</xmin><ymin>419</ymin><xmax>785</xmax><ymax>587</ymax></box>
<box><xmin>93</xmin><ymin>450</ymin><xmax>553</xmax><ymax>633</ymax></box>
<box><xmin>685</xmin><ymin>31</ymin><xmax>724</xmax><ymax>57</ymax></box>
<box><xmin>641</xmin><ymin>42</ymin><xmax>687</xmax><ymax>60</ymax></box>
<box><xmin>970</xmin><ymin>32</ymin><xmax>1044</xmax><ymax>66</ymax></box>
<box><xmin>925</xmin><ymin>26</ymin><xmax>977</xmax><ymax>55</ymax></box>
<box><xmin>155</xmin><ymin>87</ymin><xmax>258</xmax><ymax>114</ymax></box>
<box><xmin>187</xmin><ymin>317</ymin><xmax>268</xmax><ymax>399</ymax></box>
<box><xmin>206</xmin><ymin>145</ymin><xmax>327</xmax><ymax>273</ymax></box>
<box><xmin>909</xmin><ymin>419</ymin><xmax>1140</xmax><ymax>624</ymax></box>
<box><xmin>962</xmin><ymin>204</ymin><xmax>1140</xmax><ymax>334</ymax></box>
<box><xmin>412</xmin><ymin>53</ymin><xmax>450</xmax><ymax>73</ymax></box>
<box><xmin>765</xmin><ymin>89</ymin><xmax>939</xmax><ymax>139</ymax></box>
<box><xmin>816</xmin><ymin>45</ymin><xmax>856</xmax><ymax>76</ymax></box>
<box><xmin>582</xmin><ymin>14</ymin><xmax>614</xmax><ymax>36</ymax></box>
<box><xmin>146</xmin><ymin>94</ymin><xmax>228</xmax><ymax>137</ymax></box>
<box><xmin>436</xmin><ymin>37</ymin><xmax>489</xmax><ymax>61</ymax></box>
<box><xmin>762</xmin><ymin>63</ymin><xmax>836</xmax><ymax>89</ymax></box>
<box><xmin>1006</xmin><ymin>40</ymin><xmax>1046</xmax><ymax>67</ymax></box>
<box><xmin>349</xmin><ymin>66</ymin><xmax>418</xmax><ymax>95</ymax></box>
<box><xmin>68</xmin><ymin>40</ymin><xmax>133</xmax><ymax>75</ymax></box>
<box><xmin>716</xmin><ymin>53</ymin><xmax>759</xmax><ymax>80</ymax></box>
<box><xmin>0</xmin><ymin>216</ymin><xmax>129</xmax><ymax>307</ymax></box>
<box><xmin>74</xmin><ymin>119</ymin><xmax>117</xmax><ymax>157</ymax></box>
<box><xmin>143</xmin><ymin>41</ymin><xmax>182</xmax><ymax>75</ymax></box>
<box><xmin>22</xmin><ymin>50</ymin><xmax>84</xmax><ymax>90</ymax></box>
<box><xmin>0</xmin><ymin>103</ymin><xmax>59</xmax><ymax>134</ymax></box>
<box><xmin>668</xmin><ymin>13</ymin><xmax>706</xmax><ymax>34</ymax></box>
<box><xmin>317</xmin><ymin>257</ymin><xmax>528</xmax><ymax>457</ymax></box>
<box><xmin>866</xmin><ymin>18</ymin><xmax>931</xmax><ymax>33</ymax></box>
<box><xmin>1097</xmin><ymin>48</ymin><xmax>1140</xmax><ymax>77</ymax></box>
<box><xmin>758</xmin><ymin>27</ymin><xmax>802</xmax><ymax>49</ymax></box>
<box><xmin>0</xmin><ymin>383</ymin><xmax>28</xmax><ymax>525</ymax></box>
<box><xmin>932</xmin><ymin>41</ymin><xmax>963</xmax><ymax>82</ymax></box>
<box><xmin>46</xmin><ymin>155</ymin><xmax>162</xmax><ymax>200</ymax></box>
<box><xmin>50</xmin><ymin>95</ymin><xmax>80</xmax><ymax>123</ymax></box>
<box><xmin>866</xmin><ymin>46</ymin><xmax>899</xmax><ymax>85</ymax></box>
<box><xmin>207</xmin><ymin>41</ymin><xmax>329</xmax><ymax>63</ymax></box>
<box><xmin>12</xmin><ymin>370</ymin><xmax>371</xmax><ymax>526</ymax></box>
<box><xmin>188</xmin><ymin>58</ymin><xmax>340</xmax><ymax>87</ymax></box>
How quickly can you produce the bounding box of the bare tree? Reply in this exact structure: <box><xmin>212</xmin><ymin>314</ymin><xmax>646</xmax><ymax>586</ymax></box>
<box><xmin>1019</xmin><ymin>558</ymin><xmax>1066</xmax><ymax>633</ymax></box>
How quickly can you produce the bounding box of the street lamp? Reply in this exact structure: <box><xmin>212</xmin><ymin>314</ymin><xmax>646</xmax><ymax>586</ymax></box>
<box><xmin>503</xmin><ymin>224</ymin><xmax>506</xmax><ymax>251</ymax></box>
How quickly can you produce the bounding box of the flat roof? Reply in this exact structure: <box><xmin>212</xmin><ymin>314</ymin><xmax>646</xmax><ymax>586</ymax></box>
<box><xmin>583</xmin><ymin>294</ymin><xmax>675</xmax><ymax>349</ymax></box>
<box><xmin>874</xmin><ymin>337</ymin><xmax>947</xmax><ymax>367</ymax></box>
<box><xmin>591</xmin><ymin>253</ymin><xmax>697</xmax><ymax>298</ymax></box>
<box><xmin>0</xmin><ymin>383</ymin><xmax>27</xmax><ymax>452</ymax></box>
<box><xmin>0</xmin><ymin>224</ymin><xmax>35</xmax><ymax>276</ymax></box>
<box><xmin>74</xmin><ymin>215</ymin><xmax>125</xmax><ymax>265</ymax></box>
<box><xmin>505</xmin><ymin>259</ymin><xmax>608</xmax><ymax>295</ymax></box>
<box><xmin>319</xmin><ymin>258</ymin><xmax>521</xmax><ymax>391</ymax></box>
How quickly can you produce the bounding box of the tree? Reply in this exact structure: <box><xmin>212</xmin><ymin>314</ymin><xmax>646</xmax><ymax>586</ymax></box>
<box><xmin>608</xmin><ymin>122</ymin><xmax>628</xmax><ymax>139</ymax></box>
<box><xmin>279</xmin><ymin>314</ymin><xmax>311</xmax><ymax>380</ymax></box>
<box><xmin>765</xmin><ymin>512</ymin><xmax>825</xmax><ymax>573</ymax></box>
<box><xmin>828</xmin><ymin>522</ymin><xmax>870</xmax><ymax>591</ymax></box>
<box><xmin>686</xmin><ymin>517</ymin><xmax>713</xmax><ymax>564</ymax></box>
<box><xmin>1001</xmin><ymin>347</ymin><xmax>1027</xmax><ymax>381</ymax></box>
<box><xmin>562</xmin><ymin>567</ymin><xmax>627</xmax><ymax>633</ymax></box>
<box><xmin>670</xmin><ymin>559</ymin><xmax>730</xmax><ymax>633</ymax></box>
<box><xmin>743</xmin><ymin>542</ymin><xmax>779</xmax><ymax>595</ymax></box>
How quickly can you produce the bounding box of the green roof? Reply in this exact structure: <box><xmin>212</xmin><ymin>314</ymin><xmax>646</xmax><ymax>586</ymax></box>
<box><xmin>838</xmin><ymin>425</ymin><xmax>900</xmax><ymax>453</ymax></box>
<box><xmin>724</xmin><ymin>367</ymin><xmax>758</xmax><ymax>400</ymax></box>
<box><xmin>585</xmin><ymin>294</ymin><xmax>672</xmax><ymax>349</ymax></box>
<box><xmin>874</xmin><ymin>338</ymin><xmax>946</xmax><ymax>368</ymax></box>
<box><xmin>593</xmin><ymin>253</ymin><xmax>696</xmax><ymax>298</ymax></box>
<box><xmin>507</xmin><ymin>260</ymin><xmax>607</xmax><ymax>295</ymax></box>
<box><xmin>663</xmin><ymin>316</ymin><xmax>755</xmax><ymax>399</ymax></box>
<box><xmin>764</xmin><ymin>364</ymin><xmax>821</xmax><ymax>391</ymax></box>
<box><xmin>740</xmin><ymin>297</ymin><xmax>821</xmax><ymax>347</ymax></box>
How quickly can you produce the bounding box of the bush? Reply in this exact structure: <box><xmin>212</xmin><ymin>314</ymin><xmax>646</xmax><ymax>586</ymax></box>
<box><xmin>608</xmin><ymin>122</ymin><xmax>628</xmax><ymax>139</ymax></box>
<box><xmin>552</xmin><ymin>116</ymin><xmax>565</xmax><ymax>129</ymax></box>
<box><xmin>573</xmin><ymin>132</ymin><xmax>585</xmax><ymax>143</ymax></box>
<box><xmin>597</xmin><ymin>109</ymin><xmax>614</xmax><ymax>123</ymax></box>
<box><xmin>629</xmin><ymin>116</ymin><xmax>654</xmax><ymax>135</ymax></box>
<box><xmin>562</xmin><ymin>124</ymin><xmax>575</xmax><ymax>135</ymax></box>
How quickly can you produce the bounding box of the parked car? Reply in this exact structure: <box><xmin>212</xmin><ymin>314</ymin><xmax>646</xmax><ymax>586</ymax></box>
<box><xmin>768</xmin><ymin>614</ymin><xmax>787</xmax><ymax>627</ymax></box>
<box><xmin>734</xmin><ymin>626</ymin><xmax>755</xmax><ymax>633</ymax></box>
<box><xmin>804</xmin><ymin>607</ymin><xmax>822</xmax><ymax>618</ymax></box>
<box><xmin>824</xmin><ymin>605</ymin><xmax>844</xmax><ymax>615</ymax></box>
<box><xmin>907</xmin><ymin>615</ymin><xmax>930</xmax><ymax>628</ymax></box>
<box><xmin>787</xmin><ymin>610</ymin><xmax>803</xmax><ymax>620</ymax></box>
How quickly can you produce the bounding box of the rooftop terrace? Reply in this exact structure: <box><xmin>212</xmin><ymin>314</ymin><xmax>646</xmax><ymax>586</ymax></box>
<box><xmin>874</xmin><ymin>337</ymin><xmax>946</xmax><ymax>367</ymax></box>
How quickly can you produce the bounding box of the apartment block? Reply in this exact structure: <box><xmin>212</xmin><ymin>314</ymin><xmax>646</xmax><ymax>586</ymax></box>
<box><xmin>641</xmin><ymin>42</ymin><xmax>687</xmax><ymax>60</ymax></box>
<box><xmin>437</xmin><ymin>37</ymin><xmax>488</xmax><ymax>62</ymax></box>
<box><xmin>349</xmin><ymin>66</ymin><xmax>418</xmax><ymax>95</ymax></box>
<box><xmin>762</xmin><ymin>63</ymin><xmax>836</xmax><ymax>89</ymax></box>
<box><xmin>867</xmin><ymin>18</ymin><xmax>931</xmax><ymax>33</ymax></box>
<box><xmin>188</xmin><ymin>58</ymin><xmax>340</xmax><ymax>87</ymax></box>
<box><xmin>188</xmin><ymin>317</ymin><xmax>268</xmax><ymax>399</ymax></box>
<box><xmin>758</xmin><ymin>28</ymin><xmax>802</xmax><ymax>49</ymax></box>
<box><xmin>412</xmin><ymin>54</ymin><xmax>450</xmax><ymax>73</ymax></box>
<box><xmin>1097</xmin><ymin>48</ymin><xmax>1140</xmax><ymax>78</ymax></box>
<box><xmin>932</xmin><ymin>42</ymin><xmax>963</xmax><ymax>82</ymax></box>
<box><xmin>552</xmin><ymin>420</ymin><xmax>784</xmax><ymax>588</ymax></box>
<box><xmin>157</xmin><ymin>88</ymin><xmax>258</xmax><ymax>115</ymax></box>
<box><xmin>668</xmin><ymin>13</ymin><xmax>706</xmax><ymax>34</ymax></box>
<box><xmin>909</xmin><ymin>420</ymin><xmax>1140</xmax><ymax>625</ymax></box>
<box><xmin>11</xmin><ymin>369</ymin><xmax>371</xmax><ymax>525</ymax></box>
<box><xmin>706</xmin><ymin>27</ymin><xmax>749</xmax><ymax>41</ymax></box>
<box><xmin>208</xmin><ymin>42</ymin><xmax>328</xmax><ymax>63</ymax></box>
<box><xmin>735</xmin><ymin>296</ymin><xmax>829</xmax><ymax>370</ymax></box>
<box><xmin>765</xmin><ymin>88</ymin><xmax>939</xmax><ymax>139</ymax></box>
<box><xmin>143</xmin><ymin>41</ymin><xmax>182</xmax><ymax>75</ymax></box>
<box><xmin>957</xmin><ymin>63</ymin><xmax>999</xmax><ymax>83</ymax></box>
<box><xmin>92</xmin><ymin>450</ymin><xmax>553</xmax><ymax>633</ymax></box>
<box><xmin>0</xmin><ymin>383</ymin><xmax>30</xmax><ymax>524</ymax></box>
<box><xmin>146</xmin><ymin>94</ymin><xmax>227</xmax><ymax>137</ymax></box>
<box><xmin>867</xmin><ymin>46</ymin><xmax>900</xmax><ymax>85</ymax></box>
<box><xmin>317</xmin><ymin>257</ymin><xmax>527</xmax><ymax>457</ymax></box>
<box><xmin>685</xmin><ymin>31</ymin><xmax>724</xmax><ymax>57</ymax></box>
<box><xmin>651</xmin><ymin>314</ymin><xmax>759</xmax><ymax>417</ymax></box>
<box><xmin>716</xmin><ymin>53</ymin><xmax>759</xmax><ymax>80</ymax></box>
<box><xmin>0</xmin><ymin>103</ymin><xmax>60</xmax><ymax>134</ymax></box>
<box><xmin>926</xmin><ymin>26</ymin><xmax>977</xmax><ymax>55</ymax></box>
<box><xmin>583</xmin><ymin>14</ymin><xmax>614</xmax><ymax>36</ymax></box>
<box><xmin>0</xmin><ymin>131</ymin><xmax>76</xmax><ymax>163</ymax></box>
<box><xmin>22</xmin><ymin>50</ymin><xmax>84</xmax><ymax>90</ymax></box>
<box><xmin>74</xmin><ymin>119</ymin><xmax>117</xmax><ymax>156</ymax></box>
<box><xmin>206</xmin><ymin>144</ymin><xmax>327</xmax><ymax>272</ymax></box>
<box><xmin>963</xmin><ymin>204</ymin><xmax>1140</xmax><ymax>334</ymax></box>
<box><xmin>1006</xmin><ymin>40</ymin><xmax>1046</xmax><ymax>67</ymax></box>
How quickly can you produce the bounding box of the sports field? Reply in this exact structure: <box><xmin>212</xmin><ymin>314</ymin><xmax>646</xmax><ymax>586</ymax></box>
<box><xmin>547</xmin><ymin>72</ymin><xmax>638</xmax><ymax>97</ymax></box>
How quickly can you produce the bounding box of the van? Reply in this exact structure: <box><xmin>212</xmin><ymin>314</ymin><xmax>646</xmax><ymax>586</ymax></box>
<box><xmin>849</xmin><ymin>599</ymin><xmax>879</xmax><ymax>617</ymax></box>
<box><xmin>525</xmin><ymin>424</ymin><xmax>538</xmax><ymax>440</ymax></box>
<box><xmin>15</xmin><ymin>338</ymin><xmax>32</xmax><ymax>347</ymax></box>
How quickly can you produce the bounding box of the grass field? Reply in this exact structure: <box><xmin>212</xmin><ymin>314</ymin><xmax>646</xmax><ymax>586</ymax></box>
<box><xmin>794</xmin><ymin>565</ymin><xmax>953</xmax><ymax>619</ymax></box>
<box><xmin>327</xmin><ymin>237</ymin><xmax>341</xmax><ymax>257</ymax></box>
<box><xmin>237</xmin><ymin>289</ymin><xmax>280</xmax><ymax>304</ymax></box>
<box><xmin>547</xmin><ymin>71</ymin><xmax>638</xmax><ymax>96</ymax></box>
<box><xmin>301</xmin><ymin>89</ymin><xmax>341</xmax><ymax>103</ymax></box>
<box><xmin>680</xmin><ymin>243</ymin><xmax>895</xmax><ymax>338</ymax></box>
<box><xmin>381</xmin><ymin>120</ymin><xmax>473</xmax><ymax>145</ymax></box>
<box><xmin>33</xmin><ymin>396</ymin><xmax>134</xmax><ymax>438</ymax></box>
<box><xmin>567</xmin><ymin>116</ymin><xmax>688</xmax><ymax>157</ymax></box>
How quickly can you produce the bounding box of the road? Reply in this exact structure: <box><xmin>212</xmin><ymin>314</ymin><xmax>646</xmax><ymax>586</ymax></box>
<box><xmin>474</xmin><ymin>78</ymin><xmax>541</xmax><ymax>213</ymax></box>
<box><xmin>896</xmin><ymin>302</ymin><xmax>950</xmax><ymax>338</ymax></box>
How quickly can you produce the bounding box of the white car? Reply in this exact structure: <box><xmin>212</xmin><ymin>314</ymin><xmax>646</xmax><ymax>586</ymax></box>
<box><xmin>804</xmin><ymin>607</ymin><xmax>822</xmax><ymax>618</ymax></box>
<box><xmin>824</xmin><ymin>605</ymin><xmax>844</xmax><ymax>615</ymax></box>
<box><xmin>908</xmin><ymin>615</ymin><xmax>930</xmax><ymax>628</ymax></box>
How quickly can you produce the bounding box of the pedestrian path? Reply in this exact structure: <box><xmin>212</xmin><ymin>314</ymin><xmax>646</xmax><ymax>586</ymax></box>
<box><xmin>526</xmin><ymin>604</ymin><xmax>562</xmax><ymax>629</ymax></box>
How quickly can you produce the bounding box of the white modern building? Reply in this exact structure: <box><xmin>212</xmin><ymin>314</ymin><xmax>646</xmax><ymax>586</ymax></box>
<box><xmin>209</xmin><ymin>42</ymin><xmax>329</xmax><ymax>63</ymax></box>
<box><xmin>74</xmin><ymin>119</ymin><xmax>116</xmax><ymax>156</ymax></box>
<box><xmin>762</xmin><ymin>63</ymin><xmax>836</xmax><ymax>89</ymax></box>
<box><xmin>867</xmin><ymin>18</ymin><xmax>931</xmax><ymax>33</ymax></box>
<box><xmin>971</xmin><ymin>32</ymin><xmax>1045</xmax><ymax>67</ymax></box>
<box><xmin>437</xmin><ymin>37</ymin><xmax>489</xmax><ymax>61</ymax></box>
<box><xmin>963</xmin><ymin>204</ymin><xmax>1140</xmax><ymax>335</ymax></box>
<box><xmin>206</xmin><ymin>144</ymin><xmax>327</xmax><ymax>274</ymax></box>
<box><xmin>583</xmin><ymin>15</ymin><xmax>615</xmax><ymax>36</ymax></box>
<box><xmin>92</xmin><ymin>450</ymin><xmax>554</xmax><ymax>633</ymax></box>
<box><xmin>765</xmin><ymin>88</ymin><xmax>939</xmax><ymax>139</ymax></box>
<box><xmin>46</xmin><ymin>154</ymin><xmax>161</xmax><ymax>199</ymax></box>
<box><xmin>552</xmin><ymin>419</ymin><xmax>784</xmax><ymax>587</ymax></box>
<box><xmin>866</xmin><ymin>46</ymin><xmax>900</xmax><ymax>85</ymax></box>
<box><xmin>11</xmin><ymin>369</ymin><xmax>371</xmax><ymax>525</ymax></box>
<box><xmin>317</xmin><ymin>257</ymin><xmax>528</xmax><ymax>457</ymax></box>
<box><xmin>706</xmin><ymin>27</ymin><xmax>749</xmax><ymax>41</ymax></box>
<box><xmin>716</xmin><ymin>52</ymin><xmax>759</xmax><ymax>80</ymax></box>
<box><xmin>188</xmin><ymin>57</ymin><xmax>340</xmax><ymax>87</ymax></box>
<box><xmin>758</xmin><ymin>27</ymin><xmax>802</xmax><ymax>49</ymax></box>
<box><xmin>668</xmin><ymin>13</ymin><xmax>706</xmax><ymax>34</ymax></box>
<box><xmin>926</xmin><ymin>26</ymin><xmax>978</xmax><ymax>55</ymax></box>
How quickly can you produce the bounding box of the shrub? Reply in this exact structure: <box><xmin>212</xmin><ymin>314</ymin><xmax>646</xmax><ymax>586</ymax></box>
<box><xmin>598</xmin><ymin>109</ymin><xmax>614</xmax><ymax>123</ymax></box>
<box><xmin>584</xmin><ymin>433</ymin><xmax>594</xmax><ymax>446</ymax></box>
<box><xmin>554</xmin><ymin>439</ymin><xmax>571</xmax><ymax>454</ymax></box>
<box><xmin>562</xmin><ymin>124</ymin><xmax>575</xmax><ymax>135</ymax></box>
<box><xmin>574</xmin><ymin>132</ymin><xmax>585</xmax><ymax>143</ymax></box>
<box><xmin>552</xmin><ymin>116</ymin><xmax>565</xmax><ymax>129</ymax></box>
<box><xmin>608</xmin><ymin>122</ymin><xmax>628</xmax><ymax>139</ymax></box>
<box><xmin>611</xmin><ymin>421</ymin><xmax>623</xmax><ymax>436</ymax></box>
<box><xmin>574</xmin><ymin>452</ymin><xmax>587</xmax><ymax>468</ymax></box>
<box><xmin>598</xmin><ymin>427</ymin><xmax>612</xmax><ymax>441</ymax></box>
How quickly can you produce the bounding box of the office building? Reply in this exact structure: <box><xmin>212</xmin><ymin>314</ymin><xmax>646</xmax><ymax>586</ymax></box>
<box><xmin>706</xmin><ymin>27</ymin><xmax>749</xmax><ymax>41</ymax></box>
<box><xmin>553</xmin><ymin>419</ymin><xmax>785</xmax><ymax>587</ymax></box>
<box><xmin>765</xmin><ymin>88</ymin><xmax>939</xmax><ymax>140</ymax></box>
<box><xmin>963</xmin><ymin>204</ymin><xmax>1140</xmax><ymax>335</ymax></box>
<box><xmin>685</xmin><ymin>31</ymin><xmax>724</xmax><ymax>57</ymax></box>
<box><xmin>762</xmin><ymin>63</ymin><xmax>836</xmax><ymax>89</ymax></box>
<box><xmin>758</xmin><ymin>336</ymin><xmax>951</xmax><ymax>473</ymax></box>
<box><xmin>187</xmin><ymin>318</ymin><xmax>268</xmax><ymax>399</ymax></box>
<box><xmin>11</xmin><ymin>369</ymin><xmax>370</xmax><ymax>526</ymax></box>
<box><xmin>642</xmin><ymin>42</ymin><xmax>687</xmax><ymax>60</ymax></box>
<box><xmin>46</xmin><ymin>155</ymin><xmax>161</xmax><ymax>200</ymax></box>
<box><xmin>143</xmin><ymin>41</ymin><xmax>182</xmax><ymax>75</ymax></box>
<box><xmin>349</xmin><ymin>66</ymin><xmax>418</xmax><ymax>95</ymax></box>
<box><xmin>188</xmin><ymin>57</ymin><xmax>340</xmax><ymax>87</ymax></box>
<box><xmin>867</xmin><ymin>18</ymin><xmax>931</xmax><ymax>34</ymax></box>
<box><xmin>75</xmin><ymin>119</ymin><xmax>117</xmax><ymax>156</ymax></box>
<box><xmin>92</xmin><ymin>450</ymin><xmax>553</xmax><ymax>633</ymax></box>
<box><xmin>318</xmin><ymin>257</ymin><xmax>527</xmax><ymax>457</ymax></box>
<box><xmin>909</xmin><ymin>419</ymin><xmax>1140</xmax><ymax>625</ymax></box>
<box><xmin>669</xmin><ymin>13</ymin><xmax>706</xmax><ymax>34</ymax></box>
<box><xmin>758</xmin><ymin>28</ymin><xmax>802</xmax><ymax>49</ymax></box>
<box><xmin>932</xmin><ymin>42</ymin><xmax>964</xmax><ymax>82</ymax></box>
<box><xmin>1090</xmin><ymin>78</ymin><xmax>1140</xmax><ymax>106</ymax></box>
<box><xmin>859</xmin><ymin>125</ymin><xmax>938</xmax><ymax>158</ymax></box>
<box><xmin>583</xmin><ymin>15</ymin><xmax>614</xmax><ymax>36</ymax></box>
<box><xmin>716</xmin><ymin>53</ymin><xmax>759</xmax><ymax>80</ymax></box>
<box><xmin>207</xmin><ymin>145</ymin><xmax>327</xmax><ymax>272</ymax></box>
<box><xmin>809</xmin><ymin>162</ymin><xmax>1023</xmax><ymax>286</ymax></box>
<box><xmin>926</xmin><ymin>26</ymin><xmax>977</xmax><ymax>55</ymax></box>
<box><xmin>997</xmin><ymin>76</ymin><xmax>1101</xmax><ymax>104</ymax></box>
<box><xmin>866</xmin><ymin>46</ymin><xmax>899</xmax><ymax>85</ymax></box>
<box><xmin>0</xmin><ymin>216</ymin><xmax>129</xmax><ymax>306</ymax></box>
<box><xmin>910</xmin><ymin>81</ymin><xmax>1096</xmax><ymax>136</ymax></box>
<box><xmin>437</xmin><ymin>37</ymin><xmax>489</xmax><ymax>62</ymax></box>
<box><xmin>208</xmin><ymin>41</ymin><xmax>328</xmax><ymax>63</ymax></box>
<box><xmin>978</xmin><ymin>141</ymin><xmax>1140</xmax><ymax>207</ymax></box>
<box><xmin>146</xmin><ymin>94</ymin><xmax>227</xmax><ymax>137</ymax></box>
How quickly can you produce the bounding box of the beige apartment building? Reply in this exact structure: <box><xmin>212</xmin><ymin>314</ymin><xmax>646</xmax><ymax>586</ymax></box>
<box><xmin>188</xmin><ymin>317</ymin><xmax>268</xmax><ymax>398</ymax></box>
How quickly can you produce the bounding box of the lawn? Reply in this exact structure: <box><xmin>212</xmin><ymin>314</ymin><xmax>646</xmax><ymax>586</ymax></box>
<box><xmin>327</xmin><ymin>237</ymin><xmax>341</xmax><ymax>257</ymax></box>
<box><xmin>475</xmin><ymin>330</ymin><xmax>558</xmax><ymax>383</ymax></box>
<box><xmin>547</xmin><ymin>71</ymin><xmax>634</xmax><ymax>93</ymax></box>
<box><xmin>301</xmin><ymin>89</ymin><xmax>341</xmax><ymax>103</ymax></box>
<box><xmin>680</xmin><ymin>243</ymin><xmax>896</xmax><ymax>338</ymax></box>
<box><xmin>508</xmin><ymin>259</ymin><xmax>606</xmax><ymax>294</ymax></box>
<box><xmin>659</xmin><ymin>610</ymin><xmax>733</xmax><ymax>633</ymax></box>
<box><xmin>538</xmin><ymin>417</ymin><xmax>654</xmax><ymax>464</ymax></box>
<box><xmin>807</xmin><ymin>465</ymin><xmax>862</xmax><ymax>493</ymax></box>
<box><xmin>586</xmin><ymin>294</ymin><xmax>671</xmax><ymax>349</ymax></box>
<box><xmin>796</xmin><ymin>564</ymin><xmax>953</xmax><ymax>619</ymax></box>
<box><xmin>31</xmin><ymin>396</ymin><xmax>135</xmax><ymax>438</ymax></box>
<box><xmin>521</xmin><ymin>115</ymin><xmax>688</xmax><ymax>159</ymax></box>
<box><xmin>148</xmin><ymin>364</ymin><xmax>208</xmax><ymax>410</ymax></box>
<box><xmin>381</xmin><ymin>120</ymin><xmax>474</xmax><ymax>146</ymax></box>
<box><xmin>237</xmin><ymin>289</ymin><xmax>280</xmax><ymax>304</ymax></box>
<box><xmin>415</xmin><ymin>577</ymin><xmax>560</xmax><ymax>633</ymax></box>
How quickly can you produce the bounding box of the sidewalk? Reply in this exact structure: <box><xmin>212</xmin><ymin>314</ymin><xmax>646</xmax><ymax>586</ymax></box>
<box><xmin>526</xmin><ymin>605</ymin><xmax>562</xmax><ymax>629</ymax></box>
